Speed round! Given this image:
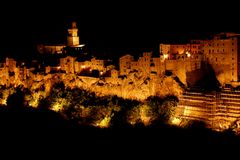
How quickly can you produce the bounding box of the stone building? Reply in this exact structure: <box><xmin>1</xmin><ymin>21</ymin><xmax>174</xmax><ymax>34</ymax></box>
<box><xmin>59</xmin><ymin>56</ymin><xmax>107</xmax><ymax>75</ymax></box>
<box><xmin>37</xmin><ymin>44</ymin><xmax>65</xmax><ymax>54</ymax></box>
<box><xmin>158</xmin><ymin>32</ymin><xmax>240</xmax><ymax>85</ymax></box>
<box><xmin>177</xmin><ymin>88</ymin><xmax>240</xmax><ymax>131</ymax></box>
<box><xmin>119</xmin><ymin>54</ymin><xmax>134</xmax><ymax>76</ymax></box>
<box><xmin>137</xmin><ymin>52</ymin><xmax>152</xmax><ymax>76</ymax></box>
<box><xmin>85</xmin><ymin>57</ymin><xmax>105</xmax><ymax>72</ymax></box>
<box><xmin>160</xmin><ymin>40</ymin><xmax>202</xmax><ymax>55</ymax></box>
<box><xmin>202</xmin><ymin>32</ymin><xmax>240</xmax><ymax>84</ymax></box>
<box><xmin>5</xmin><ymin>58</ymin><xmax>17</xmax><ymax>72</ymax></box>
<box><xmin>37</xmin><ymin>21</ymin><xmax>85</xmax><ymax>54</ymax></box>
<box><xmin>119</xmin><ymin>50</ymin><xmax>202</xmax><ymax>85</ymax></box>
<box><xmin>60</xmin><ymin>56</ymin><xmax>76</xmax><ymax>74</ymax></box>
<box><xmin>67</xmin><ymin>22</ymin><xmax>80</xmax><ymax>47</ymax></box>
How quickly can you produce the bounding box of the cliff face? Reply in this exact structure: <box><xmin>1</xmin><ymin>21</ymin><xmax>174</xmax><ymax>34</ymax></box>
<box><xmin>61</xmin><ymin>71</ymin><xmax>184</xmax><ymax>101</ymax></box>
<box><xmin>0</xmin><ymin>71</ymin><xmax>184</xmax><ymax>103</ymax></box>
<box><xmin>155</xmin><ymin>76</ymin><xmax>184</xmax><ymax>98</ymax></box>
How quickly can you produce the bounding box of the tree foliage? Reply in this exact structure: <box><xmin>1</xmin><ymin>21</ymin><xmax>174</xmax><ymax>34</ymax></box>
<box><xmin>0</xmin><ymin>81</ymin><xmax>180</xmax><ymax>129</ymax></box>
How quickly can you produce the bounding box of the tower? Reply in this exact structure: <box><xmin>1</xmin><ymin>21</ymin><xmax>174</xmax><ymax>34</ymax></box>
<box><xmin>67</xmin><ymin>22</ymin><xmax>80</xmax><ymax>46</ymax></box>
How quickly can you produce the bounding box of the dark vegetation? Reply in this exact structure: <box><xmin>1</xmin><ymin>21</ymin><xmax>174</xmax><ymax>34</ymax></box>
<box><xmin>0</xmin><ymin>84</ymin><xmax>239</xmax><ymax>154</ymax></box>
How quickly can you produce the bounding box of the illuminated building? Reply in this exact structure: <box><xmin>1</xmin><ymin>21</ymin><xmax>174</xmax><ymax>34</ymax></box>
<box><xmin>37</xmin><ymin>21</ymin><xmax>85</xmax><ymax>54</ymax></box>
<box><xmin>110</xmin><ymin>69</ymin><xmax>119</xmax><ymax>79</ymax></box>
<box><xmin>119</xmin><ymin>54</ymin><xmax>134</xmax><ymax>76</ymax></box>
<box><xmin>119</xmin><ymin>50</ymin><xmax>201</xmax><ymax>85</ymax></box>
<box><xmin>5</xmin><ymin>58</ymin><xmax>17</xmax><ymax>72</ymax></box>
<box><xmin>60</xmin><ymin>56</ymin><xmax>76</xmax><ymax>74</ymax></box>
<box><xmin>158</xmin><ymin>33</ymin><xmax>240</xmax><ymax>85</ymax></box>
<box><xmin>160</xmin><ymin>40</ymin><xmax>202</xmax><ymax>55</ymax></box>
<box><xmin>59</xmin><ymin>56</ymin><xmax>107</xmax><ymax>75</ymax></box>
<box><xmin>67</xmin><ymin>22</ymin><xmax>80</xmax><ymax>46</ymax></box>
<box><xmin>137</xmin><ymin>52</ymin><xmax>152</xmax><ymax>76</ymax></box>
<box><xmin>177</xmin><ymin>88</ymin><xmax>240</xmax><ymax>131</ymax></box>
<box><xmin>202</xmin><ymin>32</ymin><xmax>240</xmax><ymax>84</ymax></box>
<box><xmin>85</xmin><ymin>58</ymin><xmax>105</xmax><ymax>72</ymax></box>
<box><xmin>37</xmin><ymin>44</ymin><xmax>66</xmax><ymax>54</ymax></box>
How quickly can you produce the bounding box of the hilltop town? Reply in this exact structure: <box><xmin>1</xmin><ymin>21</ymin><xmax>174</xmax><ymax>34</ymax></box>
<box><xmin>1</xmin><ymin>22</ymin><xmax>240</xmax><ymax>132</ymax></box>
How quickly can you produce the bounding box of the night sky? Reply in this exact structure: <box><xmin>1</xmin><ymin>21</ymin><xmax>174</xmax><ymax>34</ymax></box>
<box><xmin>0</xmin><ymin>1</ymin><xmax>239</xmax><ymax>58</ymax></box>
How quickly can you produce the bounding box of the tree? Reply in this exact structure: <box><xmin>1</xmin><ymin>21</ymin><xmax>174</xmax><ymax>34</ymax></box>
<box><xmin>146</xmin><ymin>96</ymin><xmax>163</xmax><ymax>111</ymax></box>
<box><xmin>7</xmin><ymin>87</ymin><xmax>25</xmax><ymax>110</ymax></box>
<box><xmin>158</xmin><ymin>95</ymin><xmax>179</xmax><ymax>122</ymax></box>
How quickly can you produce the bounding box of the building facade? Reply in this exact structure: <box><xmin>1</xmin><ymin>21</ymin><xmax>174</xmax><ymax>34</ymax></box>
<box><xmin>202</xmin><ymin>33</ymin><xmax>240</xmax><ymax>83</ymax></box>
<box><xmin>119</xmin><ymin>54</ymin><xmax>134</xmax><ymax>76</ymax></box>
<box><xmin>177</xmin><ymin>88</ymin><xmax>240</xmax><ymax>131</ymax></box>
<box><xmin>159</xmin><ymin>33</ymin><xmax>240</xmax><ymax>85</ymax></box>
<box><xmin>37</xmin><ymin>21</ymin><xmax>85</xmax><ymax>55</ymax></box>
<box><xmin>67</xmin><ymin>22</ymin><xmax>80</xmax><ymax>47</ymax></box>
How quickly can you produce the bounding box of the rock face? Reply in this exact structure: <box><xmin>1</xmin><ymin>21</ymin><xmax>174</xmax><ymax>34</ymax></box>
<box><xmin>155</xmin><ymin>76</ymin><xmax>183</xmax><ymax>98</ymax></box>
<box><xmin>0</xmin><ymin>70</ymin><xmax>184</xmax><ymax>104</ymax></box>
<box><xmin>61</xmin><ymin>71</ymin><xmax>184</xmax><ymax>101</ymax></box>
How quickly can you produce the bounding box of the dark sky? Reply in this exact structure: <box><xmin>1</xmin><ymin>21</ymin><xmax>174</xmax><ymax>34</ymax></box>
<box><xmin>0</xmin><ymin>1</ymin><xmax>239</xmax><ymax>58</ymax></box>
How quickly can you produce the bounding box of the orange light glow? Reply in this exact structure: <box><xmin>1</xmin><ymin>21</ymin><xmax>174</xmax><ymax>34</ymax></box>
<box><xmin>163</xmin><ymin>54</ymin><xmax>168</xmax><ymax>59</ymax></box>
<box><xmin>81</xmin><ymin>65</ymin><xmax>86</xmax><ymax>69</ymax></box>
<box><xmin>171</xmin><ymin>117</ymin><xmax>181</xmax><ymax>125</ymax></box>
<box><xmin>95</xmin><ymin>116</ymin><xmax>112</xmax><ymax>128</ymax></box>
<box><xmin>186</xmin><ymin>51</ymin><xmax>191</xmax><ymax>58</ymax></box>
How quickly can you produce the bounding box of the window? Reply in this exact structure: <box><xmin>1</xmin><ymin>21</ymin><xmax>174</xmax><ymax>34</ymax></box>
<box><xmin>232</xmin><ymin>49</ymin><xmax>234</xmax><ymax>52</ymax></box>
<box><xmin>232</xmin><ymin>43</ymin><xmax>234</xmax><ymax>45</ymax></box>
<box><xmin>216</xmin><ymin>58</ymin><xmax>217</xmax><ymax>62</ymax></box>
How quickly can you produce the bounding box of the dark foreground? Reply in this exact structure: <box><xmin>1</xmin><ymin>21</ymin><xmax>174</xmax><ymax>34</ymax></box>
<box><xmin>0</xmin><ymin>107</ymin><xmax>239</xmax><ymax>158</ymax></box>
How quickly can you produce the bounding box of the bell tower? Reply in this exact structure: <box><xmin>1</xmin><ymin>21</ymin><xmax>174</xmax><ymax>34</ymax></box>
<box><xmin>67</xmin><ymin>21</ymin><xmax>80</xmax><ymax>46</ymax></box>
